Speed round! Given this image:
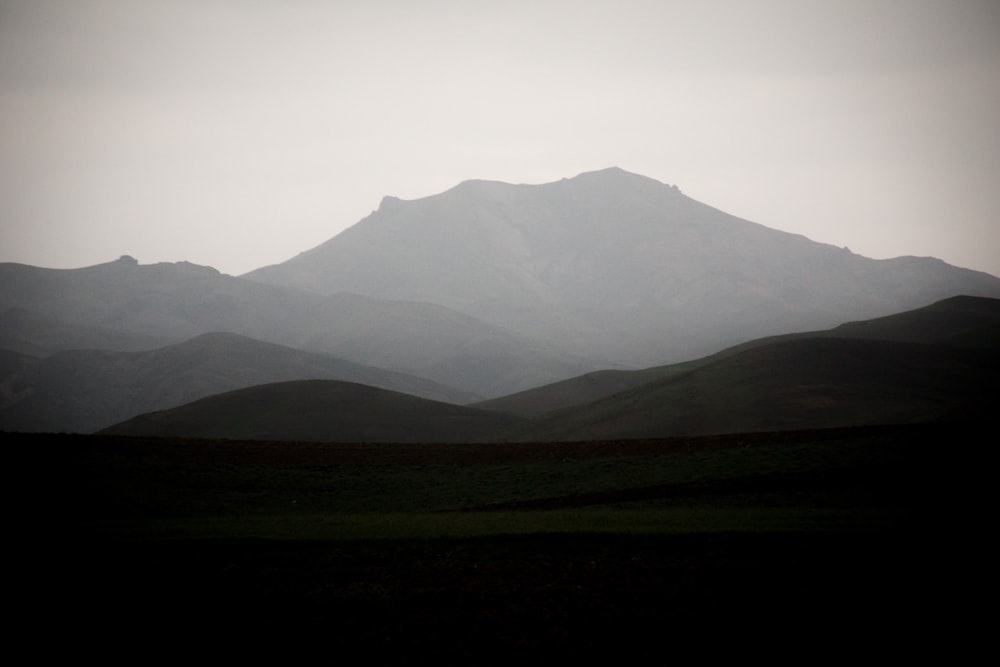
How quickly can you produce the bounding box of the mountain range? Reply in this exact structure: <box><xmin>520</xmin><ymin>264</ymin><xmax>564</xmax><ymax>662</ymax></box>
<box><xmin>245</xmin><ymin>167</ymin><xmax>1000</xmax><ymax>366</ymax></box>
<box><xmin>3</xmin><ymin>167</ymin><xmax>999</xmax><ymax>437</ymax></box>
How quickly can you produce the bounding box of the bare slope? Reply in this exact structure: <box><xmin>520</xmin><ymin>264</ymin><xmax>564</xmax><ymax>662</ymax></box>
<box><xmin>244</xmin><ymin>167</ymin><xmax>1000</xmax><ymax>365</ymax></box>
<box><xmin>99</xmin><ymin>379</ymin><xmax>524</xmax><ymax>443</ymax></box>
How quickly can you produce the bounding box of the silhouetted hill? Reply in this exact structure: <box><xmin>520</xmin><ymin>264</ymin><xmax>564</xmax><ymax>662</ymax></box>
<box><xmin>0</xmin><ymin>332</ymin><xmax>479</xmax><ymax>434</ymax></box>
<box><xmin>99</xmin><ymin>379</ymin><xmax>523</xmax><ymax>443</ymax></box>
<box><xmin>477</xmin><ymin>295</ymin><xmax>1000</xmax><ymax>417</ymax></box>
<box><xmin>824</xmin><ymin>294</ymin><xmax>1000</xmax><ymax>348</ymax></box>
<box><xmin>245</xmin><ymin>168</ymin><xmax>1000</xmax><ymax>366</ymax></box>
<box><xmin>503</xmin><ymin>337</ymin><xmax>999</xmax><ymax>441</ymax></box>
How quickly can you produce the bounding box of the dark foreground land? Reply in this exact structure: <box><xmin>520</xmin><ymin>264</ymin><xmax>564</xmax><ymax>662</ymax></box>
<box><xmin>12</xmin><ymin>423</ymin><xmax>982</xmax><ymax>657</ymax></box>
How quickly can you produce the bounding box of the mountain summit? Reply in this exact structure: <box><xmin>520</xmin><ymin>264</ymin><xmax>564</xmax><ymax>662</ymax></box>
<box><xmin>244</xmin><ymin>168</ymin><xmax>1000</xmax><ymax>365</ymax></box>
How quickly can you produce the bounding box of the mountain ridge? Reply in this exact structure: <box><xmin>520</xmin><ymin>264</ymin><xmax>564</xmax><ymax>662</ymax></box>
<box><xmin>242</xmin><ymin>168</ymin><xmax>1000</xmax><ymax>366</ymax></box>
<box><xmin>4</xmin><ymin>168</ymin><xmax>999</xmax><ymax>401</ymax></box>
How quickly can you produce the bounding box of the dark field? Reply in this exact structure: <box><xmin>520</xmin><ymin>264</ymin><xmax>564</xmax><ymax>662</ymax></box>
<box><xmin>12</xmin><ymin>423</ymin><xmax>977</xmax><ymax>657</ymax></box>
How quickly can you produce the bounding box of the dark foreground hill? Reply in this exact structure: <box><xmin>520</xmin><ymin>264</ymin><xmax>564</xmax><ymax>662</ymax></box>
<box><xmin>0</xmin><ymin>332</ymin><xmax>476</xmax><ymax>434</ymax></box>
<box><xmin>100</xmin><ymin>379</ymin><xmax>523</xmax><ymax>442</ymax></box>
<box><xmin>506</xmin><ymin>336</ymin><xmax>999</xmax><ymax>441</ymax></box>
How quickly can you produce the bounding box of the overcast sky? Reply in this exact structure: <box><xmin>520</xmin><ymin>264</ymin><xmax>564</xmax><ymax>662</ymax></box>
<box><xmin>2</xmin><ymin>0</ymin><xmax>999</xmax><ymax>278</ymax></box>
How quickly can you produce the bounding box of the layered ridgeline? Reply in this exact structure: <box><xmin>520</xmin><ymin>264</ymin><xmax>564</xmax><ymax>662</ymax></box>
<box><xmin>0</xmin><ymin>259</ymin><xmax>599</xmax><ymax>399</ymax></box>
<box><xmin>0</xmin><ymin>332</ymin><xmax>476</xmax><ymax>434</ymax></box>
<box><xmin>98</xmin><ymin>296</ymin><xmax>999</xmax><ymax>443</ymax></box>
<box><xmin>476</xmin><ymin>294</ymin><xmax>1000</xmax><ymax>417</ymax></box>
<box><xmin>245</xmin><ymin>167</ymin><xmax>1000</xmax><ymax>366</ymax></box>
<box><xmin>4</xmin><ymin>167</ymin><xmax>1000</xmax><ymax>405</ymax></box>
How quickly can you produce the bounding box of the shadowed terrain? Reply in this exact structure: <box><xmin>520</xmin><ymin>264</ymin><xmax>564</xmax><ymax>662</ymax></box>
<box><xmin>476</xmin><ymin>294</ymin><xmax>1000</xmax><ymax>417</ymax></box>
<box><xmin>99</xmin><ymin>379</ymin><xmax>523</xmax><ymax>443</ymax></box>
<box><xmin>14</xmin><ymin>422</ymin><xmax>974</xmax><ymax>656</ymax></box>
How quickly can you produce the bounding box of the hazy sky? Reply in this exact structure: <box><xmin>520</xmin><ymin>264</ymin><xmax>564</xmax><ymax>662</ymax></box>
<box><xmin>2</xmin><ymin>0</ymin><xmax>999</xmax><ymax>277</ymax></box>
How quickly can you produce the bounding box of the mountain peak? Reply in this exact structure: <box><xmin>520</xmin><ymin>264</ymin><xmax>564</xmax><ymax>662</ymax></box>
<box><xmin>567</xmin><ymin>166</ymin><xmax>680</xmax><ymax>192</ymax></box>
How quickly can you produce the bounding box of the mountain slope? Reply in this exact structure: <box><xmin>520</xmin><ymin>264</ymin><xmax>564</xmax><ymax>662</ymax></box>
<box><xmin>0</xmin><ymin>332</ymin><xmax>479</xmax><ymax>434</ymax></box>
<box><xmin>99</xmin><ymin>379</ymin><xmax>523</xmax><ymax>443</ymax></box>
<box><xmin>476</xmin><ymin>295</ymin><xmax>1000</xmax><ymax>417</ymax></box>
<box><xmin>244</xmin><ymin>168</ymin><xmax>1000</xmax><ymax>365</ymax></box>
<box><xmin>0</xmin><ymin>307</ymin><xmax>172</xmax><ymax>357</ymax></box>
<box><xmin>0</xmin><ymin>258</ymin><xmax>601</xmax><ymax>397</ymax></box>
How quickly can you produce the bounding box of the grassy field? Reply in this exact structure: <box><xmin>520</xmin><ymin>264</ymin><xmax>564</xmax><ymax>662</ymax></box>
<box><xmin>12</xmin><ymin>422</ymin><xmax>973</xmax><ymax>656</ymax></box>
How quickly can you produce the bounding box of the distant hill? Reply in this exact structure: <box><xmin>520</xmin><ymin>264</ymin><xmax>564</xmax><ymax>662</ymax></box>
<box><xmin>0</xmin><ymin>258</ymin><xmax>600</xmax><ymax>398</ymax></box>
<box><xmin>0</xmin><ymin>307</ymin><xmax>172</xmax><ymax>357</ymax></box>
<box><xmin>0</xmin><ymin>332</ymin><xmax>477</xmax><ymax>434</ymax></box>
<box><xmin>99</xmin><ymin>379</ymin><xmax>524</xmax><ymax>443</ymax></box>
<box><xmin>477</xmin><ymin>295</ymin><xmax>1000</xmax><ymax>417</ymax></box>
<box><xmin>244</xmin><ymin>167</ymin><xmax>1000</xmax><ymax>366</ymax></box>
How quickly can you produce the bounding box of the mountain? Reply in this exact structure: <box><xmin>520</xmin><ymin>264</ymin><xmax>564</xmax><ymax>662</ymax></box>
<box><xmin>6</xmin><ymin>168</ymin><xmax>1000</xmax><ymax>402</ymax></box>
<box><xmin>477</xmin><ymin>295</ymin><xmax>1000</xmax><ymax>417</ymax></box>
<box><xmin>99</xmin><ymin>379</ymin><xmax>523</xmax><ymax>443</ymax></box>
<box><xmin>0</xmin><ymin>332</ymin><xmax>478</xmax><ymax>434</ymax></box>
<box><xmin>0</xmin><ymin>258</ymin><xmax>601</xmax><ymax>397</ymax></box>
<box><xmin>245</xmin><ymin>167</ymin><xmax>1000</xmax><ymax>366</ymax></box>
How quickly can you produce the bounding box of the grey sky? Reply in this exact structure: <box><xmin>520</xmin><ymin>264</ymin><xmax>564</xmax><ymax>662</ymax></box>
<box><xmin>2</xmin><ymin>0</ymin><xmax>999</xmax><ymax>277</ymax></box>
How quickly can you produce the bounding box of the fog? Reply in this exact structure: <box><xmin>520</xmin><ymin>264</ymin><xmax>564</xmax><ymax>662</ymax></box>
<box><xmin>2</xmin><ymin>0</ymin><xmax>999</xmax><ymax>276</ymax></box>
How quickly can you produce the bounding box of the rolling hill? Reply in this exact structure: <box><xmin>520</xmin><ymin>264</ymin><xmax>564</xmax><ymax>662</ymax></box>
<box><xmin>503</xmin><ymin>336</ymin><xmax>998</xmax><ymax>441</ymax></box>
<box><xmin>99</xmin><ymin>379</ymin><xmax>523</xmax><ymax>443</ymax></box>
<box><xmin>0</xmin><ymin>332</ymin><xmax>478</xmax><ymax>434</ymax></box>
<box><xmin>95</xmin><ymin>297</ymin><xmax>999</xmax><ymax>443</ymax></box>
<box><xmin>476</xmin><ymin>295</ymin><xmax>1000</xmax><ymax>417</ymax></box>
